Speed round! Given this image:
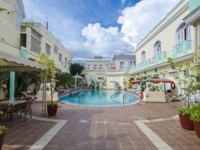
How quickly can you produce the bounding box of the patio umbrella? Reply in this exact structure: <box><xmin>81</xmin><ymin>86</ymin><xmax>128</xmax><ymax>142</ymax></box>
<box><xmin>73</xmin><ymin>73</ymin><xmax>83</xmax><ymax>89</ymax></box>
<box><xmin>152</xmin><ymin>78</ymin><xmax>175</xmax><ymax>91</ymax></box>
<box><xmin>152</xmin><ymin>78</ymin><xmax>174</xmax><ymax>83</ymax></box>
<box><xmin>131</xmin><ymin>80</ymin><xmax>141</xmax><ymax>84</ymax></box>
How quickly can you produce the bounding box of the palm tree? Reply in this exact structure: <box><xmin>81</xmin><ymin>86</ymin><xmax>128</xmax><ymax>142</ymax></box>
<box><xmin>0</xmin><ymin>72</ymin><xmax>41</xmax><ymax>97</ymax></box>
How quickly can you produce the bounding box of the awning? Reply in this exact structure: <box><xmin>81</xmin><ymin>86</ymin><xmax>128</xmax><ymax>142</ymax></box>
<box><xmin>131</xmin><ymin>80</ymin><xmax>141</xmax><ymax>84</ymax></box>
<box><xmin>0</xmin><ymin>50</ymin><xmax>46</xmax><ymax>72</ymax></box>
<box><xmin>152</xmin><ymin>78</ymin><xmax>174</xmax><ymax>84</ymax></box>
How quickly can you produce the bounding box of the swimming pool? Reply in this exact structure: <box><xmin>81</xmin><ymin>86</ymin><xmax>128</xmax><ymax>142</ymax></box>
<box><xmin>59</xmin><ymin>90</ymin><xmax>139</xmax><ymax>106</ymax></box>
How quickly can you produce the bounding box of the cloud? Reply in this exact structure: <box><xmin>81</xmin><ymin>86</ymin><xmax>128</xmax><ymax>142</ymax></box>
<box><xmin>23</xmin><ymin>0</ymin><xmax>181</xmax><ymax>59</ymax></box>
<box><xmin>117</xmin><ymin>0</ymin><xmax>181</xmax><ymax>48</ymax></box>
<box><xmin>68</xmin><ymin>23</ymin><xmax>133</xmax><ymax>59</ymax></box>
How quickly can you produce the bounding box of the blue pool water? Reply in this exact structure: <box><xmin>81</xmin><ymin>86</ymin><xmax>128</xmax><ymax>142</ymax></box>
<box><xmin>59</xmin><ymin>90</ymin><xmax>139</xmax><ymax>106</ymax></box>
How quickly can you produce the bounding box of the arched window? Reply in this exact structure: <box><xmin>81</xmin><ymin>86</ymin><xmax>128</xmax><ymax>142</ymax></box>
<box><xmin>154</xmin><ymin>41</ymin><xmax>161</xmax><ymax>56</ymax></box>
<box><xmin>176</xmin><ymin>22</ymin><xmax>191</xmax><ymax>45</ymax></box>
<box><xmin>141</xmin><ymin>51</ymin><xmax>146</xmax><ymax>63</ymax></box>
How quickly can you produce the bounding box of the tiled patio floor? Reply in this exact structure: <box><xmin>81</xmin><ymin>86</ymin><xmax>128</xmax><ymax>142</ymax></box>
<box><xmin>1</xmin><ymin>99</ymin><xmax>200</xmax><ymax>150</ymax></box>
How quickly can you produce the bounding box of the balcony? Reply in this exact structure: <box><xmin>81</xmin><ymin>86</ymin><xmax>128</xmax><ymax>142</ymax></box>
<box><xmin>152</xmin><ymin>56</ymin><xmax>155</xmax><ymax>63</ymax></box>
<box><xmin>106</xmin><ymin>66</ymin><xmax>131</xmax><ymax>73</ymax></box>
<box><xmin>172</xmin><ymin>40</ymin><xmax>192</xmax><ymax>59</ymax></box>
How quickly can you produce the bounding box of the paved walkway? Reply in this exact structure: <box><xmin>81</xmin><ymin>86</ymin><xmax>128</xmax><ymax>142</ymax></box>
<box><xmin>2</xmin><ymin>99</ymin><xmax>200</xmax><ymax>150</ymax></box>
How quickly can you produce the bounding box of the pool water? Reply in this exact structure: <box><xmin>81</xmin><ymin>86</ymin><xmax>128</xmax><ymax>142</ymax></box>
<box><xmin>59</xmin><ymin>90</ymin><xmax>139</xmax><ymax>106</ymax></box>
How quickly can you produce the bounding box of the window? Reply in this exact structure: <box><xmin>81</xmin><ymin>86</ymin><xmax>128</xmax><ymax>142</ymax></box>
<box><xmin>93</xmin><ymin>64</ymin><xmax>97</xmax><ymax>68</ymax></box>
<box><xmin>21</xmin><ymin>27</ymin><xmax>26</xmax><ymax>32</ymax></box>
<box><xmin>46</xmin><ymin>43</ymin><xmax>51</xmax><ymax>55</ymax></box>
<box><xmin>130</xmin><ymin>61</ymin><xmax>132</xmax><ymax>66</ymax></box>
<box><xmin>59</xmin><ymin>53</ymin><xmax>62</xmax><ymax>62</ymax></box>
<box><xmin>99</xmin><ymin>64</ymin><xmax>103</xmax><ymax>68</ymax></box>
<box><xmin>176</xmin><ymin>22</ymin><xmax>191</xmax><ymax>45</ymax></box>
<box><xmin>169</xmin><ymin>72</ymin><xmax>177</xmax><ymax>77</ymax></box>
<box><xmin>141</xmin><ymin>51</ymin><xmax>146</xmax><ymax>62</ymax></box>
<box><xmin>31</xmin><ymin>29</ymin><xmax>41</xmax><ymax>54</ymax></box>
<box><xmin>54</xmin><ymin>46</ymin><xmax>58</xmax><ymax>54</ymax></box>
<box><xmin>154</xmin><ymin>41</ymin><xmax>161</xmax><ymax>56</ymax></box>
<box><xmin>65</xmin><ymin>58</ymin><xmax>68</xmax><ymax>65</ymax></box>
<box><xmin>120</xmin><ymin>62</ymin><xmax>124</xmax><ymax>66</ymax></box>
<box><xmin>20</xmin><ymin>34</ymin><xmax>26</xmax><ymax>47</ymax></box>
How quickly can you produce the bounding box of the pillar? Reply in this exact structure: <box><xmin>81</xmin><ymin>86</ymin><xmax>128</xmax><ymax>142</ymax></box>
<box><xmin>9</xmin><ymin>72</ymin><xmax>15</xmax><ymax>101</ymax></box>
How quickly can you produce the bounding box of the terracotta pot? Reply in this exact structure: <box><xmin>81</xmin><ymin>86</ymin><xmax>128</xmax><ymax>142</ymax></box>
<box><xmin>47</xmin><ymin>105</ymin><xmax>58</xmax><ymax>116</ymax></box>
<box><xmin>0</xmin><ymin>131</ymin><xmax>6</xmax><ymax>150</ymax></box>
<box><xmin>193</xmin><ymin>121</ymin><xmax>200</xmax><ymax>138</ymax></box>
<box><xmin>179</xmin><ymin>114</ymin><xmax>194</xmax><ymax>130</ymax></box>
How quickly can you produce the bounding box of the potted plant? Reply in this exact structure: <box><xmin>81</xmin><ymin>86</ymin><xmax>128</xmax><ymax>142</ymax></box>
<box><xmin>190</xmin><ymin>105</ymin><xmax>200</xmax><ymax>138</ymax></box>
<box><xmin>37</xmin><ymin>53</ymin><xmax>58</xmax><ymax>116</ymax></box>
<box><xmin>169</xmin><ymin>54</ymin><xmax>200</xmax><ymax>130</ymax></box>
<box><xmin>0</xmin><ymin>111</ymin><xmax>7</xmax><ymax>150</ymax></box>
<box><xmin>178</xmin><ymin>106</ymin><xmax>194</xmax><ymax>130</ymax></box>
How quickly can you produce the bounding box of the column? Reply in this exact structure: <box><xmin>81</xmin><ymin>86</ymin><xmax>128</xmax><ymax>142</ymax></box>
<box><xmin>9</xmin><ymin>72</ymin><xmax>15</xmax><ymax>100</ymax></box>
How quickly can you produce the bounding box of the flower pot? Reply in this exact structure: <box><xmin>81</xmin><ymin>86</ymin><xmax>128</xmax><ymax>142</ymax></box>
<box><xmin>193</xmin><ymin>121</ymin><xmax>200</xmax><ymax>138</ymax></box>
<box><xmin>47</xmin><ymin>105</ymin><xmax>58</xmax><ymax>116</ymax></box>
<box><xmin>179</xmin><ymin>114</ymin><xmax>194</xmax><ymax>130</ymax></box>
<box><xmin>0</xmin><ymin>132</ymin><xmax>6</xmax><ymax>150</ymax></box>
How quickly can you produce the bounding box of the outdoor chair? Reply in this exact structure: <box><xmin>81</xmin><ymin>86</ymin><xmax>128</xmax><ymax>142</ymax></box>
<box><xmin>18</xmin><ymin>100</ymin><xmax>32</xmax><ymax>121</ymax></box>
<box><xmin>0</xmin><ymin>104</ymin><xmax>20</xmax><ymax>122</ymax></box>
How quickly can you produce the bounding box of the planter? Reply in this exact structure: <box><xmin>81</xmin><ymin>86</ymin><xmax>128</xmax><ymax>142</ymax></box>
<box><xmin>0</xmin><ymin>132</ymin><xmax>6</xmax><ymax>150</ymax></box>
<box><xmin>193</xmin><ymin>121</ymin><xmax>200</xmax><ymax>138</ymax></box>
<box><xmin>47</xmin><ymin>105</ymin><xmax>58</xmax><ymax>116</ymax></box>
<box><xmin>179</xmin><ymin>114</ymin><xmax>194</xmax><ymax>130</ymax></box>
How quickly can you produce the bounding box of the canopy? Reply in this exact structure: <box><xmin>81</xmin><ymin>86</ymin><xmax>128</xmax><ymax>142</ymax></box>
<box><xmin>131</xmin><ymin>80</ymin><xmax>141</xmax><ymax>84</ymax></box>
<box><xmin>73</xmin><ymin>73</ymin><xmax>83</xmax><ymax>89</ymax></box>
<box><xmin>0</xmin><ymin>50</ymin><xmax>46</xmax><ymax>72</ymax></box>
<box><xmin>152</xmin><ymin>78</ymin><xmax>174</xmax><ymax>84</ymax></box>
<box><xmin>73</xmin><ymin>74</ymin><xmax>83</xmax><ymax>79</ymax></box>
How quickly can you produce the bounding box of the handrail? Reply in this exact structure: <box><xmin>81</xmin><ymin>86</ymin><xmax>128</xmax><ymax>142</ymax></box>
<box><xmin>110</xmin><ymin>91</ymin><xmax>124</xmax><ymax>106</ymax></box>
<box><xmin>78</xmin><ymin>92</ymin><xmax>86</xmax><ymax>106</ymax></box>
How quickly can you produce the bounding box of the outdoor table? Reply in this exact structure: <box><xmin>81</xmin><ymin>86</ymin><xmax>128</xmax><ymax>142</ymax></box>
<box><xmin>0</xmin><ymin>100</ymin><xmax>26</xmax><ymax>122</ymax></box>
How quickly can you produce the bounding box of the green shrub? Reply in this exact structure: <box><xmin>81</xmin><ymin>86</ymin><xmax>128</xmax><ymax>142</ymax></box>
<box><xmin>190</xmin><ymin>105</ymin><xmax>200</xmax><ymax>123</ymax></box>
<box><xmin>47</xmin><ymin>101</ymin><xmax>58</xmax><ymax>107</ymax></box>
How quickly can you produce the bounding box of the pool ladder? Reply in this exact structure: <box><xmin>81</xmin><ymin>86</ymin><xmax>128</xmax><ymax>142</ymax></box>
<box><xmin>78</xmin><ymin>92</ymin><xmax>86</xmax><ymax>106</ymax></box>
<box><xmin>110</xmin><ymin>92</ymin><xmax>125</xmax><ymax>106</ymax></box>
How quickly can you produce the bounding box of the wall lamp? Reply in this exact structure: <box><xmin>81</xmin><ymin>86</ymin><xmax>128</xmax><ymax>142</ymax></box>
<box><xmin>154</xmin><ymin>68</ymin><xmax>157</xmax><ymax>72</ymax></box>
<box><xmin>7</xmin><ymin>11</ymin><xmax>18</xmax><ymax>14</ymax></box>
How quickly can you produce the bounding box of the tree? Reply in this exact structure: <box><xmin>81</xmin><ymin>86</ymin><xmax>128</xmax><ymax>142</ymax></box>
<box><xmin>55</xmin><ymin>72</ymin><xmax>74</xmax><ymax>86</ymax></box>
<box><xmin>70</xmin><ymin>63</ymin><xmax>84</xmax><ymax>76</ymax></box>
<box><xmin>37</xmin><ymin>53</ymin><xmax>56</xmax><ymax>106</ymax></box>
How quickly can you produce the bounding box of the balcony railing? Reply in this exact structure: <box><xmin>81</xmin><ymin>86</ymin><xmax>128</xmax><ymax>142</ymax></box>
<box><xmin>151</xmin><ymin>56</ymin><xmax>155</xmax><ymax>63</ymax></box>
<box><xmin>107</xmin><ymin>66</ymin><xmax>131</xmax><ymax>73</ymax></box>
<box><xmin>178</xmin><ymin>44</ymin><xmax>182</xmax><ymax>53</ymax></box>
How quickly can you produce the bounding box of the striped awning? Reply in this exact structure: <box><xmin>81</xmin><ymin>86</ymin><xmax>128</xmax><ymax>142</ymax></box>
<box><xmin>0</xmin><ymin>50</ymin><xmax>46</xmax><ymax>72</ymax></box>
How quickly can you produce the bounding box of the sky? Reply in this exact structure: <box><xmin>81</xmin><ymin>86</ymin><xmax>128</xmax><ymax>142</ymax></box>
<box><xmin>23</xmin><ymin>0</ymin><xmax>181</xmax><ymax>59</ymax></box>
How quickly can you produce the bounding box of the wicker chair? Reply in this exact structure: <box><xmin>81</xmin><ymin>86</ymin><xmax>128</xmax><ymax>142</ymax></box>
<box><xmin>19</xmin><ymin>100</ymin><xmax>32</xmax><ymax>121</ymax></box>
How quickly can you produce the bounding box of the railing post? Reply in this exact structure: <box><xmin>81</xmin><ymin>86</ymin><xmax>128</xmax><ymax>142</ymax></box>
<box><xmin>123</xmin><ymin>94</ymin><xmax>124</xmax><ymax>106</ymax></box>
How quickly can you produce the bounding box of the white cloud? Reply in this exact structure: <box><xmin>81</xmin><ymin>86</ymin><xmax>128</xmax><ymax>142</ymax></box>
<box><xmin>68</xmin><ymin>23</ymin><xmax>133</xmax><ymax>58</ymax></box>
<box><xmin>23</xmin><ymin>0</ymin><xmax>181</xmax><ymax>59</ymax></box>
<box><xmin>117</xmin><ymin>0</ymin><xmax>181</xmax><ymax>48</ymax></box>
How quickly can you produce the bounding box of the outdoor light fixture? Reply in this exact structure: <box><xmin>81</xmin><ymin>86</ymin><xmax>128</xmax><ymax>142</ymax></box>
<box><xmin>155</xmin><ymin>68</ymin><xmax>157</xmax><ymax>72</ymax></box>
<box><xmin>144</xmin><ymin>71</ymin><xmax>146</xmax><ymax>74</ymax></box>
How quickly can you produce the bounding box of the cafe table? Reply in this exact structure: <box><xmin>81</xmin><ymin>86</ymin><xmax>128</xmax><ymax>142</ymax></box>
<box><xmin>0</xmin><ymin>100</ymin><xmax>27</xmax><ymax>122</ymax></box>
